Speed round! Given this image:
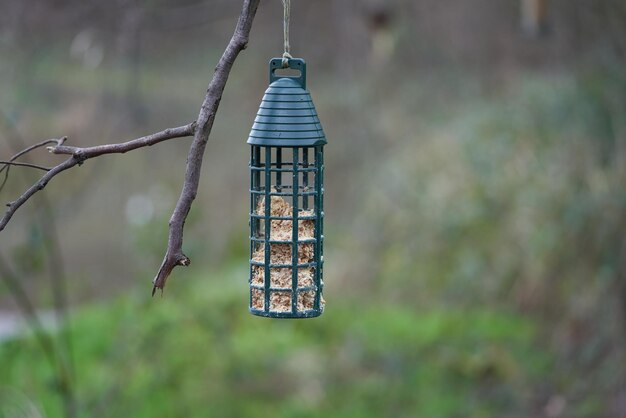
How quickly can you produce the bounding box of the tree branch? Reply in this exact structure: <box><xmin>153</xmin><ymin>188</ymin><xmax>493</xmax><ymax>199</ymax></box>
<box><xmin>0</xmin><ymin>122</ymin><xmax>196</xmax><ymax>232</ymax></box>
<box><xmin>152</xmin><ymin>0</ymin><xmax>260</xmax><ymax>295</ymax></box>
<box><xmin>49</xmin><ymin>122</ymin><xmax>196</xmax><ymax>159</ymax></box>
<box><xmin>1</xmin><ymin>0</ymin><xmax>261</xmax><ymax>296</ymax></box>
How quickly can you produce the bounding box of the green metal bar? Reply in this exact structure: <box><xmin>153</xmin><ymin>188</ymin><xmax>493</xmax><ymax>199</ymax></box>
<box><xmin>264</xmin><ymin>146</ymin><xmax>271</xmax><ymax>312</ymax></box>
<box><xmin>291</xmin><ymin>147</ymin><xmax>299</xmax><ymax>313</ymax></box>
<box><xmin>250</xmin><ymin>146</ymin><xmax>263</xmax><ymax>311</ymax></box>
<box><xmin>251</xmin><ymin>284</ymin><xmax>316</xmax><ymax>291</ymax></box>
<box><xmin>314</xmin><ymin>146</ymin><xmax>323</xmax><ymax>311</ymax></box>
<box><xmin>250</xmin><ymin>190</ymin><xmax>317</xmax><ymax>197</ymax></box>
<box><xmin>250</xmin><ymin>165</ymin><xmax>317</xmax><ymax>173</ymax></box>
<box><xmin>321</xmin><ymin>147</ymin><xmax>325</xmax><ymax>304</ymax></box>
<box><xmin>253</xmin><ymin>146</ymin><xmax>261</xmax><ymax>189</ymax></box>
<box><xmin>249</xmin><ymin>311</ymin><xmax>321</xmax><ymax>319</ymax></box>
<box><xmin>250</xmin><ymin>214</ymin><xmax>316</xmax><ymax>221</ymax></box>
<box><xmin>251</xmin><ymin>261</ymin><xmax>316</xmax><ymax>268</ymax></box>
<box><xmin>275</xmin><ymin>148</ymin><xmax>282</xmax><ymax>191</ymax></box>
<box><xmin>250</xmin><ymin>237</ymin><xmax>316</xmax><ymax>245</ymax></box>
<box><xmin>249</xmin><ymin>146</ymin><xmax>255</xmax><ymax>310</ymax></box>
<box><xmin>320</xmin><ymin>147</ymin><xmax>325</xmax><ymax>305</ymax></box>
<box><xmin>303</xmin><ymin>148</ymin><xmax>309</xmax><ymax>210</ymax></box>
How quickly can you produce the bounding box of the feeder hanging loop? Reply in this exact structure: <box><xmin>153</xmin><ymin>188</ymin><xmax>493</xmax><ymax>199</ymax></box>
<box><xmin>282</xmin><ymin>0</ymin><xmax>293</xmax><ymax>67</ymax></box>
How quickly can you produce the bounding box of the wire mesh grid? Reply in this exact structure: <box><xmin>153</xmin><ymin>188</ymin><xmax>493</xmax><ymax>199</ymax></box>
<box><xmin>249</xmin><ymin>145</ymin><xmax>324</xmax><ymax>318</ymax></box>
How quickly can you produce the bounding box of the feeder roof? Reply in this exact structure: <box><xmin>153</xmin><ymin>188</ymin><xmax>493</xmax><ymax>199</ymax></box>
<box><xmin>248</xmin><ymin>77</ymin><xmax>327</xmax><ymax>147</ymax></box>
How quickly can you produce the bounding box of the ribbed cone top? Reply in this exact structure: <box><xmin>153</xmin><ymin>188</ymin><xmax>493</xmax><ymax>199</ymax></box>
<box><xmin>248</xmin><ymin>78</ymin><xmax>327</xmax><ymax>147</ymax></box>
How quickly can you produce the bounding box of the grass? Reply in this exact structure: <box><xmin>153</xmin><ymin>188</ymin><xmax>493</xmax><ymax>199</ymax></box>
<box><xmin>0</xmin><ymin>263</ymin><xmax>548</xmax><ymax>418</ymax></box>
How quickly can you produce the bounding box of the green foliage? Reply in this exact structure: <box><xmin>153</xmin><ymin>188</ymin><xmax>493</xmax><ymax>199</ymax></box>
<box><xmin>351</xmin><ymin>68</ymin><xmax>626</xmax><ymax>415</ymax></box>
<box><xmin>0</xmin><ymin>265</ymin><xmax>546</xmax><ymax>418</ymax></box>
<box><xmin>356</xmin><ymin>69</ymin><xmax>626</xmax><ymax>300</ymax></box>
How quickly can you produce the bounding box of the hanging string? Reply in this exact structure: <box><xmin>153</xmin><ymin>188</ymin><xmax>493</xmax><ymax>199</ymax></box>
<box><xmin>282</xmin><ymin>0</ymin><xmax>293</xmax><ymax>68</ymax></box>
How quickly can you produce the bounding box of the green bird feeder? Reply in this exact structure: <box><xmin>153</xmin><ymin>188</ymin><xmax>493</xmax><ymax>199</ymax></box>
<box><xmin>248</xmin><ymin>58</ymin><xmax>326</xmax><ymax>318</ymax></box>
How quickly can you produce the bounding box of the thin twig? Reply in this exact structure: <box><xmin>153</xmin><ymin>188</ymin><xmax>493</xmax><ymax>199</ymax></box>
<box><xmin>152</xmin><ymin>0</ymin><xmax>261</xmax><ymax>294</ymax></box>
<box><xmin>0</xmin><ymin>137</ymin><xmax>66</xmax><ymax>193</ymax></box>
<box><xmin>0</xmin><ymin>161</ymin><xmax>52</xmax><ymax>171</ymax></box>
<box><xmin>0</xmin><ymin>166</ymin><xmax>11</xmax><ymax>195</ymax></box>
<box><xmin>1</xmin><ymin>137</ymin><xmax>67</xmax><ymax>170</ymax></box>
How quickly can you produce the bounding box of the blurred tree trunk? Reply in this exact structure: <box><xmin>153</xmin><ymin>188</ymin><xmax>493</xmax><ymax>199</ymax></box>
<box><xmin>521</xmin><ymin>0</ymin><xmax>549</xmax><ymax>37</ymax></box>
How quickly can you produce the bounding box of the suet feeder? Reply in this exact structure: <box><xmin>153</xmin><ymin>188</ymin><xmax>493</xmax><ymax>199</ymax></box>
<box><xmin>248</xmin><ymin>58</ymin><xmax>326</xmax><ymax>318</ymax></box>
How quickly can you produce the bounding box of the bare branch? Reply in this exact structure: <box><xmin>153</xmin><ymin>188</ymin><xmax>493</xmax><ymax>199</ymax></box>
<box><xmin>49</xmin><ymin>122</ymin><xmax>196</xmax><ymax>159</ymax></box>
<box><xmin>0</xmin><ymin>122</ymin><xmax>196</xmax><ymax>232</ymax></box>
<box><xmin>152</xmin><ymin>0</ymin><xmax>261</xmax><ymax>294</ymax></box>
<box><xmin>0</xmin><ymin>161</ymin><xmax>52</xmax><ymax>171</ymax></box>
<box><xmin>6</xmin><ymin>137</ymin><xmax>67</xmax><ymax>164</ymax></box>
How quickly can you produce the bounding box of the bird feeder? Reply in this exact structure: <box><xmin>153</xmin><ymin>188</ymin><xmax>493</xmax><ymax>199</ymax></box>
<box><xmin>248</xmin><ymin>58</ymin><xmax>326</xmax><ymax>318</ymax></box>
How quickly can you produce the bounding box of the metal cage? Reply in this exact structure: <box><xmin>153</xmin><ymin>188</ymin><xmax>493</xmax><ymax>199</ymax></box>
<box><xmin>247</xmin><ymin>58</ymin><xmax>326</xmax><ymax>318</ymax></box>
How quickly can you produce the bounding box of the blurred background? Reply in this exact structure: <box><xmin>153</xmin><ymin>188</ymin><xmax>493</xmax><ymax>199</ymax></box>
<box><xmin>0</xmin><ymin>0</ymin><xmax>625</xmax><ymax>417</ymax></box>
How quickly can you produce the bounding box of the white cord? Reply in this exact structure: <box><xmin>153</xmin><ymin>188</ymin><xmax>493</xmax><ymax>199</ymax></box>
<box><xmin>282</xmin><ymin>0</ymin><xmax>293</xmax><ymax>67</ymax></box>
